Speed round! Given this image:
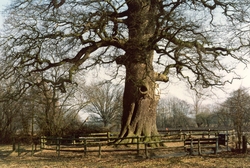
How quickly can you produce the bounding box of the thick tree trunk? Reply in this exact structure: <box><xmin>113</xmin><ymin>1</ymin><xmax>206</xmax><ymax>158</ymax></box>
<box><xmin>115</xmin><ymin>1</ymin><xmax>161</xmax><ymax>144</ymax></box>
<box><xmin>119</xmin><ymin>55</ymin><xmax>158</xmax><ymax>138</ymax></box>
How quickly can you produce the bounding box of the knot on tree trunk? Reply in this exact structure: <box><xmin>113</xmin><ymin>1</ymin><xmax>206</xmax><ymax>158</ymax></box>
<box><xmin>139</xmin><ymin>84</ymin><xmax>148</xmax><ymax>95</ymax></box>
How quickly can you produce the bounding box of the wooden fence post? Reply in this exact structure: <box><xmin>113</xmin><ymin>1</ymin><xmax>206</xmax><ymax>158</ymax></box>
<box><xmin>84</xmin><ymin>138</ymin><xmax>87</xmax><ymax>156</ymax></box>
<box><xmin>98</xmin><ymin>143</ymin><xmax>102</xmax><ymax>158</ymax></box>
<box><xmin>31</xmin><ymin>143</ymin><xmax>34</xmax><ymax>156</ymax></box>
<box><xmin>144</xmin><ymin>143</ymin><xmax>148</xmax><ymax>158</ymax></box>
<box><xmin>137</xmin><ymin>136</ymin><xmax>140</xmax><ymax>155</ymax></box>
<box><xmin>40</xmin><ymin>136</ymin><xmax>43</xmax><ymax>150</ymax></box>
<box><xmin>190</xmin><ymin>139</ymin><xmax>193</xmax><ymax>155</ymax></box>
<box><xmin>198</xmin><ymin>139</ymin><xmax>201</xmax><ymax>155</ymax></box>
<box><xmin>215</xmin><ymin>138</ymin><xmax>218</xmax><ymax>154</ymax></box>
<box><xmin>189</xmin><ymin>131</ymin><xmax>192</xmax><ymax>138</ymax></box>
<box><xmin>40</xmin><ymin>136</ymin><xmax>45</xmax><ymax>150</ymax></box>
<box><xmin>18</xmin><ymin>142</ymin><xmax>21</xmax><ymax>156</ymax></box>
<box><xmin>72</xmin><ymin>135</ymin><xmax>76</xmax><ymax>145</ymax></box>
<box><xmin>226</xmin><ymin>130</ymin><xmax>229</xmax><ymax>151</ymax></box>
<box><xmin>56</xmin><ymin>137</ymin><xmax>61</xmax><ymax>157</ymax></box>
<box><xmin>179</xmin><ymin>129</ymin><xmax>183</xmax><ymax>140</ymax></box>
<box><xmin>12</xmin><ymin>137</ymin><xmax>16</xmax><ymax>151</ymax></box>
<box><xmin>107</xmin><ymin>132</ymin><xmax>110</xmax><ymax>143</ymax></box>
<box><xmin>242</xmin><ymin>135</ymin><xmax>247</xmax><ymax>154</ymax></box>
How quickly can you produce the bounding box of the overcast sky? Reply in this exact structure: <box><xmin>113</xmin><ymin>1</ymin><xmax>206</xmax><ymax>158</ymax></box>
<box><xmin>0</xmin><ymin>0</ymin><xmax>249</xmax><ymax>105</ymax></box>
<box><xmin>0</xmin><ymin>0</ymin><xmax>8</xmax><ymax>24</ymax></box>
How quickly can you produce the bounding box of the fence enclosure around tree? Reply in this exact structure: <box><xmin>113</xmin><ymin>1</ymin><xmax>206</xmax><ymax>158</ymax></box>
<box><xmin>11</xmin><ymin>129</ymin><xmax>248</xmax><ymax>157</ymax></box>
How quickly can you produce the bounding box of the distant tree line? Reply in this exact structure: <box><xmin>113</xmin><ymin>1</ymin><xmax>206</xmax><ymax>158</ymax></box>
<box><xmin>157</xmin><ymin>87</ymin><xmax>250</xmax><ymax>132</ymax></box>
<box><xmin>156</xmin><ymin>87</ymin><xmax>250</xmax><ymax>149</ymax></box>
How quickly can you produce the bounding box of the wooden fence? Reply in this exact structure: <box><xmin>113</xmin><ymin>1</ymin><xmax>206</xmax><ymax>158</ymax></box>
<box><xmin>38</xmin><ymin>129</ymin><xmax>231</xmax><ymax>157</ymax></box>
<box><xmin>184</xmin><ymin>138</ymin><xmax>219</xmax><ymax>155</ymax></box>
<box><xmin>40</xmin><ymin>134</ymin><xmax>170</xmax><ymax>158</ymax></box>
<box><xmin>158</xmin><ymin>128</ymin><xmax>230</xmax><ymax>138</ymax></box>
<box><xmin>12</xmin><ymin>129</ymin><xmax>241</xmax><ymax>157</ymax></box>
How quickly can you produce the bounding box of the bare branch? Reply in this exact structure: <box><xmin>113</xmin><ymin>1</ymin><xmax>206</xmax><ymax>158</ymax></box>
<box><xmin>51</xmin><ymin>0</ymin><xmax>65</xmax><ymax>8</ymax></box>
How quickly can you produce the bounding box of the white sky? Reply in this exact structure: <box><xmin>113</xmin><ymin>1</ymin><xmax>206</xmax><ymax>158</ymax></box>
<box><xmin>0</xmin><ymin>1</ymin><xmax>6</xmax><ymax>23</ymax></box>
<box><xmin>0</xmin><ymin>0</ymin><xmax>249</xmax><ymax>105</ymax></box>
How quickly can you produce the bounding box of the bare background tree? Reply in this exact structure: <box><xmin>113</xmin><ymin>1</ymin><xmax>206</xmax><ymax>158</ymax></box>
<box><xmin>214</xmin><ymin>105</ymin><xmax>233</xmax><ymax>128</ymax></box>
<box><xmin>195</xmin><ymin>106</ymin><xmax>214</xmax><ymax>128</ymax></box>
<box><xmin>156</xmin><ymin>97</ymin><xmax>195</xmax><ymax>129</ymax></box>
<box><xmin>83</xmin><ymin>82</ymin><xmax>122</xmax><ymax>131</ymax></box>
<box><xmin>0</xmin><ymin>74</ymin><xmax>88</xmax><ymax>142</ymax></box>
<box><xmin>223</xmin><ymin>87</ymin><xmax>250</xmax><ymax>149</ymax></box>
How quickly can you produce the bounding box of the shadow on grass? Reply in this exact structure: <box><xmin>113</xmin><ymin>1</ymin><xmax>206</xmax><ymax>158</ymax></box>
<box><xmin>202</xmin><ymin>150</ymin><xmax>249</xmax><ymax>159</ymax></box>
<box><xmin>0</xmin><ymin>145</ymin><xmax>40</xmax><ymax>159</ymax></box>
<box><xmin>0</xmin><ymin>150</ymin><xmax>14</xmax><ymax>158</ymax></box>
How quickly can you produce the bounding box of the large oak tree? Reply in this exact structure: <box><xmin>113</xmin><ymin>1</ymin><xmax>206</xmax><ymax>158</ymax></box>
<box><xmin>0</xmin><ymin>0</ymin><xmax>250</xmax><ymax>143</ymax></box>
